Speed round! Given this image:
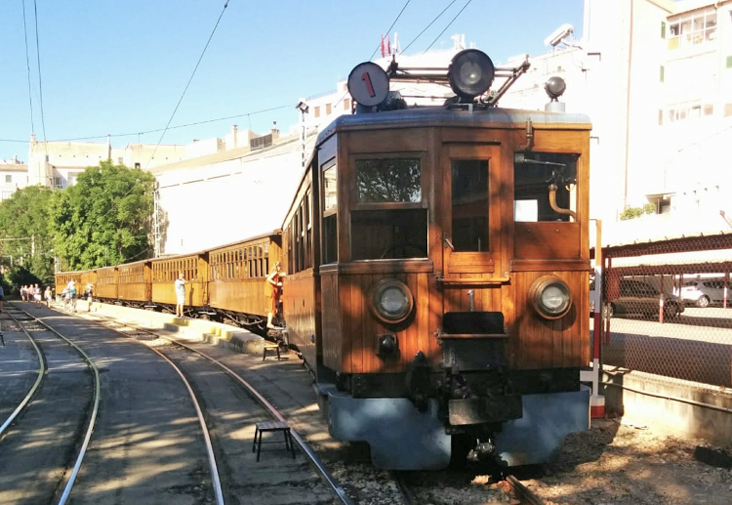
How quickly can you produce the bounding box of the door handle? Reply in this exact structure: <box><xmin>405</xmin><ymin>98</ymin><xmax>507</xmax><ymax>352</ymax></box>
<box><xmin>443</xmin><ymin>234</ymin><xmax>455</xmax><ymax>251</ymax></box>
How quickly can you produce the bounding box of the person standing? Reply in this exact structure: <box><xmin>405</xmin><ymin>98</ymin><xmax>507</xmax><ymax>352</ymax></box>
<box><xmin>67</xmin><ymin>279</ymin><xmax>77</xmax><ymax>313</ymax></box>
<box><xmin>265</xmin><ymin>261</ymin><xmax>286</xmax><ymax>329</ymax></box>
<box><xmin>0</xmin><ymin>283</ymin><xmax>4</xmax><ymax>312</ymax></box>
<box><xmin>175</xmin><ymin>272</ymin><xmax>187</xmax><ymax>317</ymax></box>
<box><xmin>33</xmin><ymin>283</ymin><xmax>42</xmax><ymax>307</ymax></box>
<box><xmin>84</xmin><ymin>283</ymin><xmax>94</xmax><ymax>312</ymax></box>
<box><xmin>44</xmin><ymin>286</ymin><xmax>53</xmax><ymax>308</ymax></box>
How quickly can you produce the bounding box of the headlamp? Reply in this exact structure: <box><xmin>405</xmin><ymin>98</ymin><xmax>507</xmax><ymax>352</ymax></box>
<box><xmin>370</xmin><ymin>279</ymin><xmax>414</xmax><ymax>325</ymax></box>
<box><xmin>529</xmin><ymin>276</ymin><xmax>572</xmax><ymax>319</ymax></box>
<box><xmin>448</xmin><ymin>49</ymin><xmax>495</xmax><ymax>101</ymax></box>
<box><xmin>544</xmin><ymin>76</ymin><xmax>566</xmax><ymax>101</ymax></box>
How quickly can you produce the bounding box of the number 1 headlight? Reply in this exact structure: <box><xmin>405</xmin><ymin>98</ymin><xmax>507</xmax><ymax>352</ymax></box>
<box><xmin>370</xmin><ymin>279</ymin><xmax>414</xmax><ymax>325</ymax></box>
<box><xmin>529</xmin><ymin>276</ymin><xmax>572</xmax><ymax>319</ymax></box>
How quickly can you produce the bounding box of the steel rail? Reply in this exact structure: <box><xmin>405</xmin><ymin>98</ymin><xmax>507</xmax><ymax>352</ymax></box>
<box><xmin>391</xmin><ymin>471</ymin><xmax>416</xmax><ymax>505</ymax></box>
<box><xmin>0</xmin><ymin>305</ymin><xmax>46</xmax><ymax>438</ymax></box>
<box><xmin>133</xmin><ymin>342</ymin><xmax>225</xmax><ymax>505</ymax></box>
<box><xmin>11</xmin><ymin>306</ymin><xmax>102</xmax><ymax>505</ymax></box>
<box><xmin>506</xmin><ymin>475</ymin><xmax>545</xmax><ymax>505</ymax></box>
<box><xmin>83</xmin><ymin>313</ymin><xmax>354</xmax><ymax>505</ymax></box>
<box><xmin>161</xmin><ymin>336</ymin><xmax>356</xmax><ymax>505</ymax></box>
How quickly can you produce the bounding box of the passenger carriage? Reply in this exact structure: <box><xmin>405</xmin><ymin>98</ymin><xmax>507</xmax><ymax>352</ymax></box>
<box><xmin>150</xmin><ymin>252</ymin><xmax>209</xmax><ymax>315</ymax></box>
<box><xmin>207</xmin><ymin>233</ymin><xmax>283</xmax><ymax>330</ymax></box>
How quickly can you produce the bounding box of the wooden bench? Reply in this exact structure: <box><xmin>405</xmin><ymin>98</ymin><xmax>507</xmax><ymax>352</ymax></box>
<box><xmin>252</xmin><ymin>421</ymin><xmax>295</xmax><ymax>461</ymax></box>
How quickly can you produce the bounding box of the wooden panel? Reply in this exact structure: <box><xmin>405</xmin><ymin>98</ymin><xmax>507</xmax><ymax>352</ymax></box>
<box><xmin>447</xmin><ymin>253</ymin><xmax>495</xmax><ymax>274</ymax></box>
<box><xmin>321</xmin><ymin>270</ymin><xmax>341</xmax><ymax>371</ymax></box>
<box><xmin>514</xmin><ymin>222</ymin><xmax>581</xmax><ymax>259</ymax></box>
<box><xmin>511</xmin><ymin>259</ymin><xmax>591</xmax><ymax>272</ymax></box>
<box><xmin>335</xmin><ymin>271</ymin><xmax>436</xmax><ymax>374</ymax></box>
<box><xmin>343</xmin><ymin>128</ymin><xmax>430</xmax><ymax>154</ymax></box>
<box><xmin>281</xmin><ymin>269</ymin><xmax>316</xmax><ymax>348</ymax></box>
<box><xmin>507</xmin><ymin>270</ymin><xmax>589</xmax><ymax>369</ymax></box>
<box><xmin>96</xmin><ymin>267</ymin><xmax>118</xmax><ymax>300</ymax></box>
<box><xmin>119</xmin><ymin>283</ymin><xmax>148</xmax><ymax>303</ymax></box>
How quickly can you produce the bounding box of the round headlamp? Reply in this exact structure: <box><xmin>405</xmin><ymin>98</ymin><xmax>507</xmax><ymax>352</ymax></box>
<box><xmin>448</xmin><ymin>49</ymin><xmax>495</xmax><ymax>100</ymax></box>
<box><xmin>529</xmin><ymin>276</ymin><xmax>572</xmax><ymax>319</ymax></box>
<box><xmin>370</xmin><ymin>279</ymin><xmax>414</xmax><ymax>325</ymax></box>
<box><xmin>544</xmin><ymin>76</ymin><xmax>566</xmax><ymax>101</ymax></box>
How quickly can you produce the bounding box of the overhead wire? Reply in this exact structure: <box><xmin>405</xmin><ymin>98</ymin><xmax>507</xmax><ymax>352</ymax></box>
<box><xmin>0</xmin><ymin>104</ymin><xmax>290</xmax><ymax>146</ymax></box>
<box><xmin>400</xmin><ymin>0</ymin><xmax>458</xmax><ymax>54</ymax></box>
<box><xmin>145</xmin><ymin>0</ymin><xmax>230</xmax><ymax>169</ymax></box>
<box><xmin>422</xmin><ymin>0</ymin><xmax>473</xmax><ymax>54</ymax></box>
<box><xmin>21</xmin><ymin>0</ymin><xmax>35</xmax><ymax>135</ymax></box>
<box><xmin>331</xmin><ymin>0</ymin><xmax>413</xmax><ymax>112</ymax></box>
<box><xmin>32</xmin><ymin>0</ymin><xmax>48</xmax><ymax>159</ymax></box>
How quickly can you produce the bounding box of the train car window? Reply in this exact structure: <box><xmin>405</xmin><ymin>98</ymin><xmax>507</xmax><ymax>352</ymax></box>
<box><xmin>351</xmin><ymin>157</ymin><xmax>426</xmax><ymax>260</ymax></box>
<box><xmin>355</xmin><ymin>158</ymin><xmax>421</xmax><ymax>203</ymax></box>
<box><xmin>351</xmin><ymin>209</ymin><xmax>428</xmax><ymax>260</ymax></box>
<box><xmin>514</xmin><ymin>152</ymin><xmax>579</xmax><ymax>222</ymax></box>
<box><xmin>322</xmin><ymin>163</ymin><xmax>338</xmax><ymax>264</ymax></box>
<box><xmin>452</xmin><ymin>159</ymin><xmax>489</xmax><ymax>252</ymax></box>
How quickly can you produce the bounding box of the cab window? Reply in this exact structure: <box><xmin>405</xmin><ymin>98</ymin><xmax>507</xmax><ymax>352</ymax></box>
<box><xmin>351</xmin><ymin>157</ymin><xmax>427</xmax><ymax>260</ymax></box>
<box><xmin>514</xmin><ymin>152</ymin><xmax>579</xmax><ymax>222</ymax></box>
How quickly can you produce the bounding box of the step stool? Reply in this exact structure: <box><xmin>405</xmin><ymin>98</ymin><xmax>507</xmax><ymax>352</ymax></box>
<box><xmin>262</xmin><ymin>342</ymin><xmax>283</xmax><ymax>361</ymax></box>
<box><xmin>252</xmin><ymin>421</ymin><xmax>296</xmax><ymax>462</ymax></box>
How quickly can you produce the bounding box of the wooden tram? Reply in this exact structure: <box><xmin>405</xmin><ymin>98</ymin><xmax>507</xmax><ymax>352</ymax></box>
<box><xmin>56</xmin><ymin>49</ymin><xmax>592</xmax><ymax>470</ymax></box>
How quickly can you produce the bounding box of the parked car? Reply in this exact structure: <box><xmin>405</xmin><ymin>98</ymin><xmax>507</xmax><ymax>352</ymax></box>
<box><xmin>678</xmin><ymin>279</ymin><xmax>728</xmax><ymax>308</ymax></box>
<box><xmin>606</xmin><ymin>279</ymin><xmax>685</xmax><ymax>319</ymax></box>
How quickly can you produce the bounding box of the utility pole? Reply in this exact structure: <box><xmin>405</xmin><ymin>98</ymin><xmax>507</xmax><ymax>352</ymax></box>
<box><xmin>295</xmin><ymin>100</ymin><xmax>309</xmax><ymax>168</ymax></box>
<box><xmin>153</xmin><ymin>180</ymin><xmax>161</xmax><ymax>258</ymax></box>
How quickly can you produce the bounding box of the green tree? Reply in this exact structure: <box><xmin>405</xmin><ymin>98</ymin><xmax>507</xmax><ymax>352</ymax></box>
<box><xmin>0</xmin><ymin>185</ymin><xmax>55</xmax><ymax>285</ymax></box>
<box><xmin>49</xmin><ymin>161</ymin><xmax>155</xmax><ymax>270</ymax></box>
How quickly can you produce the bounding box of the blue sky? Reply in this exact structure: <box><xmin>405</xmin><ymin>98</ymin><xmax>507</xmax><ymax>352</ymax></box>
<box><xmin>0</xmin><ymin>0</ymin><xmax>584</xmax><ymax>162</ymax></box>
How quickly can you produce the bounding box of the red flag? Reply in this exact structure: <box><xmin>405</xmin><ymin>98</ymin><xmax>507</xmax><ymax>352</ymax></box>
<box><xmin>380</xmin><ymin>35</ymin><xmax>385</xmax><ymax>57</ymax></box>
<box><xmin>386</xmin><ymin>34</ymin><xmax>391</xmax><ymax>55</ymax></box>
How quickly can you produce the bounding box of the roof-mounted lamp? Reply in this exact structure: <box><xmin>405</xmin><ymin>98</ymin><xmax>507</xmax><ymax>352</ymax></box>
<box><xmin>448</xmin><ymin>49</ymin><xmax>495</xmax><ymax>102</ymax></box>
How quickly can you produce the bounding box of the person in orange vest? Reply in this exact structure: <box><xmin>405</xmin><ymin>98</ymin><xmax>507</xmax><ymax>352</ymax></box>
<box><xmin>265</xmin><ymin>261</ymin><xmax>286</xmax><ymax>329</ymax></box>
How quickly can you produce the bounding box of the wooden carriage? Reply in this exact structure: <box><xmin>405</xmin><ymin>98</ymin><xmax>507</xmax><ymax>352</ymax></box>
<box><xmin>150</xmin><ymin>252</ymin><xmax>208</xmax><ymax>310</ymax></box>
<box><xmin>116</xmin><ymin>260</ymin><xmax>150</xmax><ymax>304</ymax></box>
<box><xmin>94</xmin><ymin>266</ymin><xmax>118</xmax><ymax>301</ymax></box>
<box><xmin>55</xmin><ymin>272</ymin><xmax>83</xmax><ymax>296</ymax></box>
<box><xmin>207</xmin><ymin>233</ymin><xmax>282</xmax><ymax>323</ymax></box>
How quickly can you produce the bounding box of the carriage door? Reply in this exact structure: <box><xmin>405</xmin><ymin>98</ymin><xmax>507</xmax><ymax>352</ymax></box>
<box><xmin>442</xmin><ymin>144</ymin><xmax>500</xmax><ymax>293</ymax></box>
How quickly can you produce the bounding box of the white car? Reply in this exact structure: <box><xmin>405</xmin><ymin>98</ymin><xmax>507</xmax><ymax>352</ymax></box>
<box><xmin>678</xmin><ymin>279</ymin><xmax>728</xmax><ymax>308</ymax></box>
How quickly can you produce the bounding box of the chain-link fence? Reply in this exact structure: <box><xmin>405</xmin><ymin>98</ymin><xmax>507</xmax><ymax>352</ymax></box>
<box><xmin>599</xmin><ymin>234</ymin><xmax>732</xmax><ymax>387</ymax></box>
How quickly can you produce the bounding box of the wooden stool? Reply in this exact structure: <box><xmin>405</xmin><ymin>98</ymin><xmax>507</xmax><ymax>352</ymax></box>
<box><xmin>262</xmin><ymin>342</ymin><xmax>282</xmax><ymax>361</ymax></box>
<box><xmin>252</xmin><ymin>421</ymin><xmax>295</xmax><ymax>462</ymax></box>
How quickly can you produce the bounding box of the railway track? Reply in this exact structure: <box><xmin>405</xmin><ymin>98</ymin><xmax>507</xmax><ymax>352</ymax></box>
<box><xmin>84</xmin><ymin>312</ymin><xmax>354</xmax><ymax>505</ymax></box>
<box><xmin>393</xmin><ymin>469</ymin><xmax>545</xmax><ymax>505</ymax></box>
<box><xmin>0</xmin><ymin>303</ymin><xmax>100</xmax><ymax>505</ymax></box>
<box><xmin>83</xmin><ymin>310</ymin><xmax>551</xmax><ymax>505</ymax></box>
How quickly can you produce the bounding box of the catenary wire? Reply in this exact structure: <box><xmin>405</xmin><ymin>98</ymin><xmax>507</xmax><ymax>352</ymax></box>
<box><xmin>145</xmin><ymin>0</ymin><xmax>230</xmax><ymax>169</ymax></box>
<box><xmin>400</xmin><ymin>0</ymin><xmax>458</xmax><ymax>54</ymax></box>
<box><xmin>32</xmin><ymin>0</ymin><xmax>48</xmax><ymax>159</ymax></box>
<box><xmin>331</xmin><ymin>0</ymin><xmax>412</xmax><ymax>112</ymax></box>
<box><xmin>0</xmin><ymin>104</ymin><xmax>290</xmax><ymax>145</ymax></box>
<box><xmin>21</xmin><ymin>0</ymin><xmax>36</xmax><ymax>136</ymax></box>
<box><xmin>422</xmin><ymin>0</ymin><xmax>473</xmax><ymax>54</ymax></box>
